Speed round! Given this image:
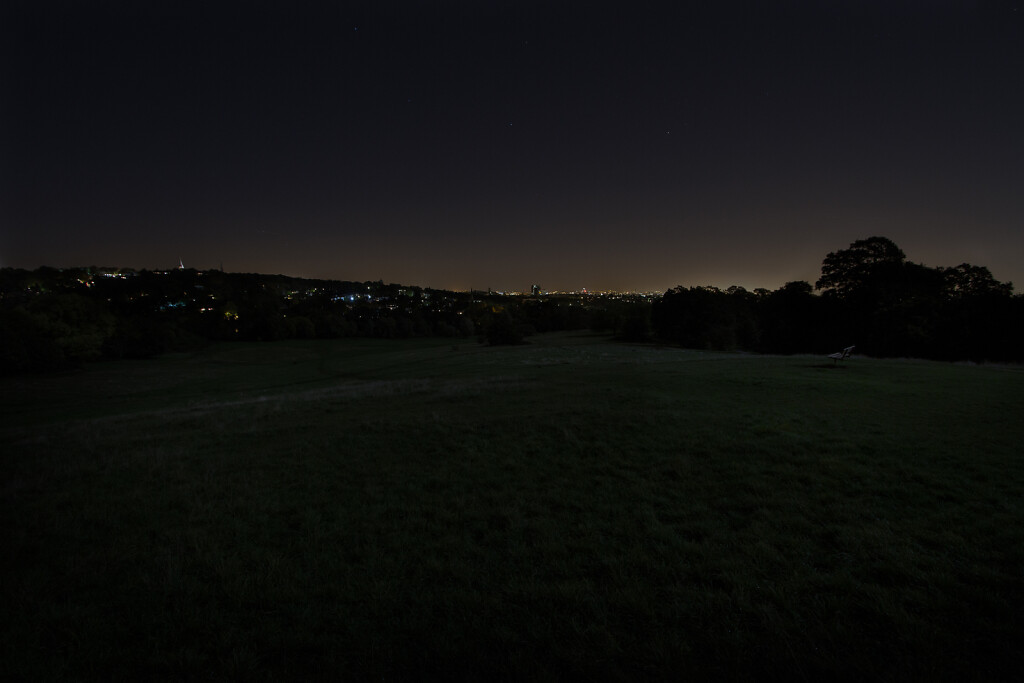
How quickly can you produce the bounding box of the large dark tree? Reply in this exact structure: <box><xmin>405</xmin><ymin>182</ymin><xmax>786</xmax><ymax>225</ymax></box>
<box><xmin>815</xmin><ymin>236</ymin><xmax>906</xmax><ymax>299</ymax></box>
<box><xmin>939</xmin><ymin>263</ymin><xmax>1013</xmax><ymax>298</ymax></box>
<box><xmin>815</xmin><ymin>237</ymin><xmax>940</xmax><ymax>356</ymax></box>
<box><xmin>934</xmin><ymin>263</ymin><xmax>1017</xmax><ymax>361</ymax></box>
<box><xmin>810</xmin><ymin>237</ymin><xmax>1024</xmax><ymax>358</ymax></box>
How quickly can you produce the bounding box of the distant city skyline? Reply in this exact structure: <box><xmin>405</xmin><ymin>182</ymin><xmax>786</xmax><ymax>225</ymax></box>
<box><xmin>4</xmin><ymin>2</ymin><xmax>1022</xmax><ymax>294</ymax></box>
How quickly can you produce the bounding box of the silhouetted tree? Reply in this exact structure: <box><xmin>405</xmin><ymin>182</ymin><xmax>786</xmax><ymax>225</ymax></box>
<box><xmin>934</xmin><ymin>264</ymin><xmax>1016</xmax><ymax>360</ymax></box>
<box><xmin>757</xmin><ymin>281</ymin><xmax>832</xmax><ymax>353</ymax></box>
<box><xmin>940</xmin><ymin>263</ymin><xmax>1013</xmax><ymax>298</ymax></box>
<box><xmin>814</xmin><ymin>237</ymin><xmax>949</xmax><ymax>356</ymax></box>
<box><xmin>652</xmin><ymin>286</ymin><xmax>743</xmax><ymax>350</ymax></box>
<box><xmin>815</xmin><ymin>236</ymin><xmax>906</xmax><ymax>299</ymax></box>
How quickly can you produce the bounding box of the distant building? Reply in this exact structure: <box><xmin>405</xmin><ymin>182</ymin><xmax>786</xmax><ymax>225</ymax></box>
<box><xmin>531</xmin><ymin>284</ymin><xmax>540</xmax><ymax>296</ymax></box>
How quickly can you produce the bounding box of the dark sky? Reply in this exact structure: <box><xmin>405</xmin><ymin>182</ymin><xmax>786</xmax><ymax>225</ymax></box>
<box><xmin>4</xmin><ymin>1</ymin><xmax>1022</xmax><ymax>292</ymax></box>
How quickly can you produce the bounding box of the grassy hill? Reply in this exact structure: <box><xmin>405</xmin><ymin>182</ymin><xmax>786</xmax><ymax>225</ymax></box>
<box><xmin>3</xmin><ymin>333</ymin><xmax>1023</xmax><ymax>680</ymax></box>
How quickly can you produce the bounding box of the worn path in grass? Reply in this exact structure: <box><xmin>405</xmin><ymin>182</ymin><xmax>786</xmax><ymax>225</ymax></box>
<box><xmin>3</xmin><ymin>333</ymin><xmax>1023</xmax><ymax>681</ymax></box>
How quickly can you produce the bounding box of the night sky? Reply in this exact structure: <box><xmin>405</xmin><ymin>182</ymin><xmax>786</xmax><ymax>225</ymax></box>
<box><xmin>4</xmin><ymin>1</ymin><xmax>1022</xmax><ymax>293</ymax></box>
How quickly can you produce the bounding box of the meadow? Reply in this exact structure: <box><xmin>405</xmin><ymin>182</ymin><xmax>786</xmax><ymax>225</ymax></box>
<box><xmin>2</xmin><ymin>333</ymin><xmax>1023</xmax><ymax>681</ymax></box>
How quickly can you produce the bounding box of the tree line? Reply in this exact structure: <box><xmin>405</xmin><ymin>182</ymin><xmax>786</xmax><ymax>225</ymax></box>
<box><xmin>1</xmin><ymin>237</ymin><xmax>1021</xmax><ymax>374</ymax></box>
<box><xmin>652</xmin><ymin>237</ymin><xmax>1022</xmax><ymax>361</ymax></box>
<box><xmin>0</xmin><ymin>267</ymin><xmax>618</xmax><ymax>373</ymax></box>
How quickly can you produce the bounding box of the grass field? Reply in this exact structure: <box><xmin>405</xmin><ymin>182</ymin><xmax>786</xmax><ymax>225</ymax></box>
<box><xmin>3</xmin><ymin>333</ymin><xmax>1023</xmax><ymax>681</ymax></box>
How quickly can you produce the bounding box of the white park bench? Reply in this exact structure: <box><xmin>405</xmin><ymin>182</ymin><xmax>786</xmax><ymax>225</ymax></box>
<box><xmin>828</xmin><ymin>345</ymin><xmax>855</xmax><ymax>366</ymax></box>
